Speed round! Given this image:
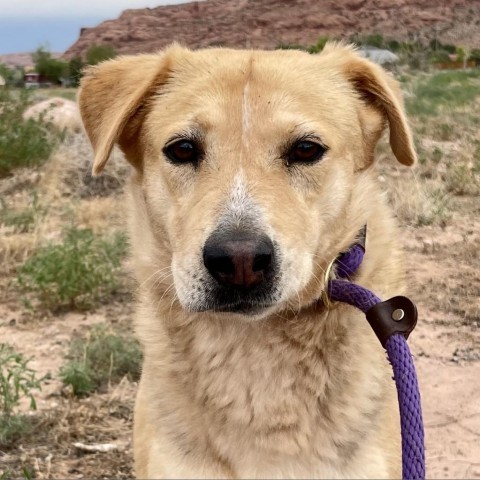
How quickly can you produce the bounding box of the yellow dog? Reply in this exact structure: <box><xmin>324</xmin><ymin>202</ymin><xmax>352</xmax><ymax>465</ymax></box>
<box><xmin>79</xmin><ymin>43</ymin><xmax>416</xmax><ymax>478</ymax></box>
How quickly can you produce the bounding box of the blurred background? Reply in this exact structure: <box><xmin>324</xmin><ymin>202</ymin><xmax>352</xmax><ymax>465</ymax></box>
<box><xmin>0</xmin><ymin>0</ymin><xmax>479</xmax><ymax>478</ymax></box>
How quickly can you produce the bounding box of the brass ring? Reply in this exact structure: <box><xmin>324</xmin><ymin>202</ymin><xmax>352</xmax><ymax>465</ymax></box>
<box><xmin>321</xmin><ymin>257</ymin><xmax>337</xmax><ymax>309</ymax></box>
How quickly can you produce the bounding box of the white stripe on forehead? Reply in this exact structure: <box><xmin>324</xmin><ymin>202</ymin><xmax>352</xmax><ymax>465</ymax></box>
<box><xmin>242</xmin><ymin>81</ymin><xmax>250</xmax><ymax>145</ymax></box>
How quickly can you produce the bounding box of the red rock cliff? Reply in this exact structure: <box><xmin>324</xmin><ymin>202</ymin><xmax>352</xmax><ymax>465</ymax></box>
<box><xmin>64</xmin><ymin>0</ymin><xmax>480</xmax><ymax>58</ymax></box>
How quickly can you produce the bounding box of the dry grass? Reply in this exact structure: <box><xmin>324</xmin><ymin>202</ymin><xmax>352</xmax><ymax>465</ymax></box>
<box><xmin>0</xmin><ymin>383</ymin><xmax>136</xmax><ymax>478</ymax></box>
<box><xmin>0</xmin><ymin>132</ymin><xmax>130</xmax><ymax>276</ymax></box>
<box><xmin>38</xmin><ymin>133</ymin><xmax>130</xmax><ymax>201</ymax></box>
<box><xmin>376</xmin><ymin>69</ymin><xmax>480</xmax><ymax>226</ymax></box>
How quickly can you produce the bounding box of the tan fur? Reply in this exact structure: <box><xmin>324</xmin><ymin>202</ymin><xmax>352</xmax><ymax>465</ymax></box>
<box><xmin>79</xmin><ymin>43</ymin><xmax>416</xmax><ymax>479</ymax></box>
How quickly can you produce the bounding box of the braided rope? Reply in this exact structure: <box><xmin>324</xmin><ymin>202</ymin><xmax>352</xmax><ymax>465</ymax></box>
<box><xmin>327</xmin><ymin>243</ymin><xmax>425</xmax><ymax>480</ymax></box>
<box><xmin>329</xmin><ymin>278</ymin><xmax>380</xmax><ymax>313</ymax></box>
<box><xmin>386</xmin><ymin>335</ymin><xmax>425</xmax><ymax>480</ymax></box>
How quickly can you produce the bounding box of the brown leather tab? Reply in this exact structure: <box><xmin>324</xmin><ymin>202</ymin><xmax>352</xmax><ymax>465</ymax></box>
<box><xmin>365</xmin><ymin>296</ymin><xmax>417</xmax><ymax>347</ymax></box>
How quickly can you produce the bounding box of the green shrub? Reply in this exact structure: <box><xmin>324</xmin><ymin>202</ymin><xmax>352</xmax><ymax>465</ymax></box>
<box><xmin>59</xmin><ymin>362</ymin><xmax>94</xmax><ymax>396</ymax></box>
<box><xmin>60</xmin><ymin>324</ymin><xmax>142</xmax><ymax>396</ymax></box>
<box><xmin>17</xmin><ymin>227</ymin><xmax>128</xmax><ymax>311</ymax></box>
<box><xmin>0</xmin><ymin>89</ymin><xmax>59</xmax><ymax>177</ymax></box>
<box><xmin>0</xmin><ymin>192</ymin><xmax>45</xmax><ymax>233</ymax></box>
<box><xmin>0</xmin><ymin>344</ymin><xmax>43</xmax><ymax>447</ymax></box>
<box><xmin>406</xmin><ymin>70</ymin><xmax>480</xmax><ymax>116</ymax></box>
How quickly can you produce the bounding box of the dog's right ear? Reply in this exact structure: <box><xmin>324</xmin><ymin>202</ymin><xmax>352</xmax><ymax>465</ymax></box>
<box><xmin>78</xmin><ymin>53</ymin><xmax>171</xmax><ymax>175</ymax></box>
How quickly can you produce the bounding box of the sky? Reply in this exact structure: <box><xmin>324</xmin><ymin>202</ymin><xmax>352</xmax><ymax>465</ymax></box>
<box><xmin>0</xmin><ymin>0</ymin><xmax>194</xmax><ymax>54</ymax></box>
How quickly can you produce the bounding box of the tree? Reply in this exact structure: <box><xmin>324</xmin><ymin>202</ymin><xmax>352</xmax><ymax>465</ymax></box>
<box><xmin>85</xmin><ymin>44</ymin><xmax>117</xmax><ymax>66</ymax></box>
<box><xmin>32</xmin><ymin>46</ymin><xmax>68</xmax><ymax>83</ymax></box>
<box><xmin>469</xmin><ymin>49</ymin><xmax>480</xmax><ymax>65</ymax></box>
<box><xmin>456</xmin><ymin>46</ymin><xmax>467</xmax><ymax>68</ymax></box>
<box><xmin>0</xmin><ymin>63</ymin><xmax>14</xmax><ymax>85</ymax></box>
<box><xmin>68</xmin><ymin>57</ymin><xmax>84</xmax><ymax>87</ymax></box>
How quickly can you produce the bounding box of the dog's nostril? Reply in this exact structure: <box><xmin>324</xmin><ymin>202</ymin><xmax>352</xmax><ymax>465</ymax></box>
<box><xmin>203</xmin><ymin>233</ymin><xmax>274</xmax><ymax>289</ymax></box>
<box><xmin>208</xmin><ymin>255</ymin><xmax>235</xmax><ymax>275</ymax></box>
<box><xmin>252</xmin><ymin>252</ymin><xmax>271</xmax><ymax>272</ymax></box>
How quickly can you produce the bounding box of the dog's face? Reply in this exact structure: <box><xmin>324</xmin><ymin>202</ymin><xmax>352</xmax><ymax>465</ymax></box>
<box><xmin>79</xmin><ymin>44</ymin><xmax>416</xmax><ymax>319</ymax></box>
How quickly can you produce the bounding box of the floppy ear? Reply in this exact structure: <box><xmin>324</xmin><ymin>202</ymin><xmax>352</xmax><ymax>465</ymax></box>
<box><xmin>323</xmin><ymin>43</ymin><xmax>416</xmax><ymax>166</ymax></box>
<box><xmin>78</xmin><ymin>53</ymin><xmax>171</xmax><ymax>175</ymax></box>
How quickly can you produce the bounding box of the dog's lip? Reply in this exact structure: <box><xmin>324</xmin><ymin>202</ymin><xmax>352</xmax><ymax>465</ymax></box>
<box><xmin>210</xmin><ymin>301</ymin><xmax>273</xmax><ymax>315</ymax></box>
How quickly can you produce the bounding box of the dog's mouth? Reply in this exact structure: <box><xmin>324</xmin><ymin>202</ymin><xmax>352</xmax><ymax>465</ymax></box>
<box><xmin>196</xmin><ymin>285</ymin><xmax>278</xmax><ymax>316</ymax></box>
<box><xmin>209</xmin><ymin>300</ymin><xmax>274</xmax><ymax>316</ymax></box>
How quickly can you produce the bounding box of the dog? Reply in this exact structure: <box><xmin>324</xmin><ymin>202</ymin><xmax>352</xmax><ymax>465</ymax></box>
<box><xmin>78</xmin><ymin>42</ymin><xmax>416</xmax><ymax>478</ymax></box>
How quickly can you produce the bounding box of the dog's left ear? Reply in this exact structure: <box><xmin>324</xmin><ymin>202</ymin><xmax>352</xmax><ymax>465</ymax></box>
<box><xmin>323</xmin><ymin>44</ymin><xmax>417</xmax><ymax>167</ymax></box>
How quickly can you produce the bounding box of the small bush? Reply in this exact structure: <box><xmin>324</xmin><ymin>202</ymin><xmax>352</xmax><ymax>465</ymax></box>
<box><xmin>59</xmin><ymin>362</ymin><xmax>95</xmax><ymax>396</ymax></box>
<box><xmin>0</xmin><ymin>414</ymin><xmax>33</xmax><ymax>448</ymax></box>
<box><xmin>0</xmin><ymin>344</ymin><xmax>43</xmax><ymax>447</ymax></box>
<box><xmin>416</xmin><ymin>187</ymin><xmax>452</xmax><ymax>226</ymax></box>
<box><xmin>388</xmin><ymin>177</ymin><xmax>452</xmax><ymax>227</ymax></box>
<box><xmin>0</xmin><ymin>89</ymin><xmax>59</xmax><ymax>177</ymax></box>
<box><xmin>17</xmin><ymin>227</ymin><xmax>128</xmax><ymax>311</ymax></box>
<box><xmin>0</xmin><ymin>192</ymin><xmax>45</xmax><ymax>233</ymax></box>
<box><xmin>446</xmin><ymin>163</ymin><xmax>480</xmax><ymax>195</ymax></box>
<box><xmin>60</xmin><ymin>324</ymin><xmax>142</xmax><ymax>396</ymax></box>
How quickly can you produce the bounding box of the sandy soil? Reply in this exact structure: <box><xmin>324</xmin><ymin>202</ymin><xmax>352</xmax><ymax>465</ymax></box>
<box><xmin>406</xmin><ymin>197</ymin><xmax>480</xmax><ymax>478</ymax></box>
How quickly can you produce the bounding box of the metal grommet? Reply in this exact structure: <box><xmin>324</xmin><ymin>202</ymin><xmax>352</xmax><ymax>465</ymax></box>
<box><xmin>321</xmin><ymin>257</ymin><xmax>337</xmax><ymax>310</ymax></box>
<box><xmin>392</xmin><ymin>309</ymin><xmax>405</xmax><ymax>321</ymax></box>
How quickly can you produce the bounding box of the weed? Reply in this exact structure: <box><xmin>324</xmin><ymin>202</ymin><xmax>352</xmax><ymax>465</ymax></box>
<box><xmin>446</xmin><ymin>163</ymin><xmax>480</xmax><ymax>195</ymax></box>
<box><xmin>59</xmin><ymin>361</ymin><xmax>95</xmax><ymax>396</ymax></box>
<box><xmin>0</xmin><ymin>464</ymin><xmax>35</xmax><ymax>480</ymax></box>
<box><xmin>431</xmin><ymin>146</ymin><xmax>444</xmax><ymax>163</ymax></box>
<box><xmin>16</xmin><ymin>227</ymin><xmax>128</xmax><ymax>311</ymax></box>
<box><xmin>0</xmin><ymin>344</ymin><xmax>43</xmax><ymax>447</ymax></box>
<box><xmin>0</xmin><ymin>344</ymin><xmax>42</xmax><ymax>415</ymax></box>
<box><xmin>0</xmin><ymin>414</ymin><xmax>33</xmax><ymax>448</ymax></box>
<box><xmin>433</xmin><ymin>123</ymin><xmax>455</xmax><ymax>142</ymax></box>
<box><xmin>0</xmin><ymin>192</ymin><xmax>45</xmax><ymax>233</ymax></box>
<box><xmin>416</xmin><ymin>187</ymin><xmax>452</xmax><ymax>226</ymax></box>
<box><xmin>0</xmin><ymin>89</ymin><xmax>59</xmax><ymax>177</ymax></box>
<box><xmin>60</xmin><ymin>323</ymin><xmax>142</xmax><ymax>396</ymax></box>
<box><xmin>388</xmin><ymin>176</ymin><xmax>452</xmax><ymax>227</ymax></box>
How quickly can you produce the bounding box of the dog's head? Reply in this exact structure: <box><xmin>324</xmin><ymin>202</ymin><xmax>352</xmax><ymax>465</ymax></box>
<box><xmin>79</xmin><ymin>43</ymin><xmax>416</xmax><ymax>319</ymax></box>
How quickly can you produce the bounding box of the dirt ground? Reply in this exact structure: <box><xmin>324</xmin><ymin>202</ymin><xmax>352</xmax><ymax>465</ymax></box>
<box><xmin>406</xmin><ymin>197</ymin><xmax>480</xmax><ymax>478</ymax></box>
<box><xmin>0</xmin><ymin>195</ymin><xmax>478</xmax><ymax>478</ymax></box>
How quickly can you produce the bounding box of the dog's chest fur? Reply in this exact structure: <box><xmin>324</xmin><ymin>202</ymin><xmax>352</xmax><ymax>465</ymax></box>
<box><xmin>139</xmin><ymin>301</ymin><xmax>398</xmax><ymax>478</ymax></box>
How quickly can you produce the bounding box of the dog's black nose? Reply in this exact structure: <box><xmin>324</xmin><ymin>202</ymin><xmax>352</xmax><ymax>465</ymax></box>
<box><xmin>203</xmin><ymin>233</ymin><xmax>274</xmax><ymax>289</ymax></box>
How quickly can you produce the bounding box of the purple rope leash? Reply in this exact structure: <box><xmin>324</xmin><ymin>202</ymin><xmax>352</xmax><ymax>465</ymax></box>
<box><xmin>328</xmin><ymin>244</ymin><xmax>425</xmax><ymax>480</ymax></box>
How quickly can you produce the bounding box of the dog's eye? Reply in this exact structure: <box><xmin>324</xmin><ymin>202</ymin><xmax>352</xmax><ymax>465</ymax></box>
<box><xmin>287</xmin><ymin>141</ymin><xmax>326</xmax><ymax>165</ymax></box>
<box><xmin>164</xmin><ymin>140</ymin><xmax>200</xmax><ymax>165</ymax></box>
